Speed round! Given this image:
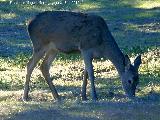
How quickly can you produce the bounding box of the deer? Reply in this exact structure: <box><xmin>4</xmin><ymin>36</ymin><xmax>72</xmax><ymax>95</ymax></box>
<box><xmin>23</xmin><ymin>11</ymin><xmax>141</xmax><ymax>101</ymax></box>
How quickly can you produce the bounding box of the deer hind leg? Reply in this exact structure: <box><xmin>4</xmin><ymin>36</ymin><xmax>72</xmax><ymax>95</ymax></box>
<box><xmin>81</xmin><ymin>50</ymin><xmax>98</xmax><ymax>101</ymax></box>
<box><xmin>23</xmin><ymin>49</ymin><xmax>45</xmax><ymax>101</ymax></box>
<box><xmin>81</xmin><ymin>69</ymin><xmax>88</xmax><ymax>101</ymax></box>
<box><xmin>40</xmin><ymin>50</ymin><xmax>59</xmax><ymax>100</ymax></box>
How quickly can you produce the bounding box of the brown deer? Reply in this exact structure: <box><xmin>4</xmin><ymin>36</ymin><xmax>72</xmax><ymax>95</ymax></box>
<box><xmin>23</xmin><ymin>11</ymin><xmax>141</xmax><ymax>101</ymax></box>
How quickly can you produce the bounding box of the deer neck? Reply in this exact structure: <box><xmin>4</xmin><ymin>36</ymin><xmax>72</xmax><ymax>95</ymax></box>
<box><xmin>109</xmin><ymin>48</ymin><xmax>125</xmax><ymax>75</ymax></box>
<box><xmin>103</xmin><ymin>34</ymin><xmax>125</xmax><ymax>75</ymax></box>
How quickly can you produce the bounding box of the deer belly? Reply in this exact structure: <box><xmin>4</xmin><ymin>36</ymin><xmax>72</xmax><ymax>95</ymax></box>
<box><xmin>57</xmin><ymin>44</ymin><xmax>80</xmax><ymax>54</ymax></box>
<box><xmin>93</xmin><ymin>50</ymin><xmax>103</xmax><ymax>58</ymax></box>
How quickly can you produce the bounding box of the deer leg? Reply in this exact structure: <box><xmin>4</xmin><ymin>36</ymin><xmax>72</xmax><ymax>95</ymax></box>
<box><xmin>81</xmin><ymin>69</ymin><xmax>88</xmax><ymax>101</ymax></box>
<box><xmin>82</xmin><ymin>51</ymin><xmax>97</xmax><ymax>101</ymax></box>
<box><xmin>23</xmin><ymin>50</ymin><xmax>45</xmax><ymax>101</ymax></box>
<box><xmin>40</xmin><ymin>50</ymin><xmax>59</xmax><ymax>100</ymax></box>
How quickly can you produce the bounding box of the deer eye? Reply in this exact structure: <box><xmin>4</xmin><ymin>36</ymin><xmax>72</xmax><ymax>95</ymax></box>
<box><xmin>128</xmin><ymin>80</ymin><xmax>132</xmax><ymax>84</ymax></box>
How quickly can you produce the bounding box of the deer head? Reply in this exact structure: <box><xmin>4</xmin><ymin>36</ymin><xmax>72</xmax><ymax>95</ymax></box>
<box><xmin>121</xmin><ymin>55</ymin><xmax>141</xmax><ymax>98</ymax></box>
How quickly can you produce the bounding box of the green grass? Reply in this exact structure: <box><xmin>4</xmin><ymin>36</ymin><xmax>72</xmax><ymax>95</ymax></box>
<box><xmin>0</xmin><ymin>48</ymin><xmax>160</xmax><ymax>119</ymax></box>
<box><xmin>0</xmin><ymin>0</ymin><xmax>160</xmax><ymax>119</ymax></box>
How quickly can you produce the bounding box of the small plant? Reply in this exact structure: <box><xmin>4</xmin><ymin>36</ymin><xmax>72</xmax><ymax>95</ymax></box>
<box><xmin>0</xmin><ymin>78</ymin><xmax>11</xmax><ymax>90</ymax></box>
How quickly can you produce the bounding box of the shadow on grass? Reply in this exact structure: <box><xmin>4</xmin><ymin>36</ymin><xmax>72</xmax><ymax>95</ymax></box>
<box><xmin>7</xmin><ymin>108</ymin><xmax>99</xmax><ymax>120</ymax></box>
<box><xmin>6</xmin><ymin>92</ymin><xmax>160</xmax><ymax>120</ymax></box>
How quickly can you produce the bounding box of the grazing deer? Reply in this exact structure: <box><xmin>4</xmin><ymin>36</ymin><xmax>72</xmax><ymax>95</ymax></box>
<box><xmin>23</xmin><ymin>11</ymin><xmax>141</xmax><ymax>101</ymax></box>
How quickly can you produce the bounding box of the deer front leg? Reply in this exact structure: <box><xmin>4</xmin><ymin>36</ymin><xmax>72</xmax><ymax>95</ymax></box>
<box><xmin>82</xmin><ymin>51</ymin><xmax>97</xmax><ymax>101</ymax></box>
<box><xmin>81</xmin><ymin>69</ymin><xmax>88</xmax><ymax>101</ymax></box>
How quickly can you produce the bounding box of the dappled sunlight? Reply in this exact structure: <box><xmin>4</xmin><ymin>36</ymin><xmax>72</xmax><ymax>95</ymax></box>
<box><xmin>134</xmin><ymin>1</ymin><xmax>160</xmax><ymax>9</ymax></box>
<box><xmin>119</xmin><ymin>0</ymin><xmax>160</xmax><ymax>9</ymax></box>
<box><xmin>1</xmin><ymin>13</ymin><xmax>17</xmax><ymax>19</ymax></box>
<box><xmin>126</xmin><ymin>22</ymin><xmax>160</xmax><ymax>33</ymax></box>
<box><xmin>0</xmin><ymin>0</ymin><xmax>9</xmax><ymax>1</ymax></box>
<box><xmin>77</xmin><ymin>2</ymin><xmax>102</xmax><ymax>10</ymax></box>
<box><xmin>137</xmin><ymin>85</ymin><xmax>160</xmax><ymax>97</ymax></box>
<box><xmin>140</xmin><ymin>48</ymin><xmax>160</xmax><ymax>74</ymax></box>
<box><xmin>0</xmin><ymin>99</ymin><xmax>55</xmax><ymax>120</ymax></box>
<box><xmin>0</xmin><ymin>47</ymin><xmax>159</xmax><ymax>94</ymax></box>
<box><xmin>0</xmin><ymin>91</ymin><xmax>23</xmax><ymax>102</ymax></box>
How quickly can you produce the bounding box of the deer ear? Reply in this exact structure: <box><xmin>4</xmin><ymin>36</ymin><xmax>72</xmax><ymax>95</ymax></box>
<box><xmin>134</xmin><ymin>55</ymin><xmax>141</xmax><ymax>71</ymax></box>
<box><xmin>124</xmin><ymin>55</ymin><xmax>131</xmax><ymax>70</ymax></box>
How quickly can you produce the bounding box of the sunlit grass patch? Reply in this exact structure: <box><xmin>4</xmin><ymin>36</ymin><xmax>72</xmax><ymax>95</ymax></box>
<box><xmin>126</xmin><ymin>22</ymin><xmax>160</xmax><ymax>33</ymax></box>
<box><xmin>140</xmin><ymin>48</ymin><xmax>160</xmax><ymax>74</ymax></box>
<box><xmin>131</xmin><ymin>11</ymin><xmax>154</xmax><ymax>18</ymax></box>
<box><xmin>78</xmin><ymin>2</ymin><xmax>102</xmax><ymax>10</ymax></box>
<box><xmin>137</xmin><ymin>84</ymin><xmax>160</xmax><ymax>97</ymax></box>
<box><xmin>1</xmin><ymin>0</ymin><xmax>81</xmax><ymax>13</ymax></box>
<box><xmin>0</xmin><ymin>13</ymin><xmax>17</xmax><ymax>19</ymax></box>
<box><xmin>119</xmin><ymin>0</ymin><xmax>160</xmax><ymax>9</ymax></box>
<box><xmin>134</xmin><ymin>1</ymin><xmax>160</xmax><ymax>9</ymax></box>
<box><xmin>0</xmin><ymin>98</ymin><xmax>55</xmax><ymax>119</ymax></box>
<box><xmin>0</xmin><ymin>0</ymin><xmax>9</xmax><ymax>1</ymax></box>
<box><xmin>0</xmin><ymin>46</ymin><xmax>159</xmax><ymax>92</ymax></box>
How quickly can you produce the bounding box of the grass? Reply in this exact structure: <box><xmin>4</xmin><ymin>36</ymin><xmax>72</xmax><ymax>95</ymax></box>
<box><xmin>0</xmin><ymin>48</ymin><xmax>160</xmax><ymax>119</ymax></box>
<box><xmin>0</xmin><ymin>0</ymin><xmax>160</xmax><ymax>120</ymax></box>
